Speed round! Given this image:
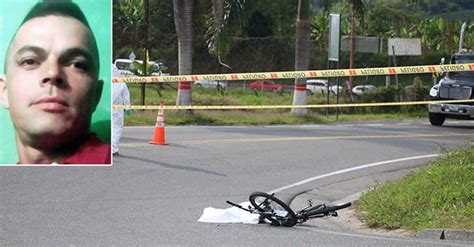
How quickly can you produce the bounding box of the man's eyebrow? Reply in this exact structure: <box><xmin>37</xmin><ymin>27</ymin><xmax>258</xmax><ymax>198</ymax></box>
<box><xmin>61</xmin><ymin>48</ymin><xmax>94</xmax><ymax>61</ymax></box>
<box><xmin>60</xmin><ymin>48</ymin><xmax>95</xmax><ymax>62</ymax></box>
<box><xmin>61</xmin><ymin>47</ymin><xmax>93</xmax><ymax>60</ymax></box>
<box><xmin>59</xmin><ymin>48</ymin><xmax>98</xmax><ymax>72</ymax></box>
<box><xmin>14</xmin><ymin>46</ymin><xmax>47</xmax><ymax>58</ymax></box>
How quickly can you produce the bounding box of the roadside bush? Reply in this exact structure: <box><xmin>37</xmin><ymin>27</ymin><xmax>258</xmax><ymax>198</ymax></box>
<box><xmin>354</xmin><ymin>85</ymin><xmax>403</xmax><ymax>113</ymax></box>
<box><xmin>405</xmin><ymin>76</ymin><xmax>430</xmax><ymax>101</ymax></box>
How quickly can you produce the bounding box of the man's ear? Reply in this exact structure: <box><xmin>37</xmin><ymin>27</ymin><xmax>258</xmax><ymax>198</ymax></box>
<box><xmin>91</xmin><ymin>79</ymin><xmax>103</xmax><ymax>113</ymax></box>
<box><xmin>0</xmin><ymin>76</ymin><xmax>10</xmax><ymax>109</ymax></box>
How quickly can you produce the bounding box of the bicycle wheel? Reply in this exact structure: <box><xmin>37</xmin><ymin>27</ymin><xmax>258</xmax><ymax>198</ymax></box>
<box><xmin>307</xmin><ymin>202</ymin><xmax>352</xmax><ymax>217</ymax></box>
<box><xmin>249</xmin><ymin>192</ymin><xmax>297</xmax><ymax>227</ymax></box>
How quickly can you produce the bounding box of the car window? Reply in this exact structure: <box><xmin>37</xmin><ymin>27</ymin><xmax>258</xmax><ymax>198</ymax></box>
<box><xmin>116</xmin><ymin>61</ymin><xmax>130</xmax><ymax>70</ymax></box>
<box><xmin>450</xmin><ymin>55</ymin><xmax>474</xmax><ymax>79</ymax></box>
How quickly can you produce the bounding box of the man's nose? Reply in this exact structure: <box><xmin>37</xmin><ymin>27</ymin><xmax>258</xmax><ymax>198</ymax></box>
<box><xmin>41</xmin><ymin>61</ymin><xmax>65</xmax><ymax>86</ymax></box>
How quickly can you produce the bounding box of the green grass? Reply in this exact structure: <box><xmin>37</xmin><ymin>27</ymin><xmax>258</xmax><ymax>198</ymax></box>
<box><xmin>124</xmin><ymin>110</ymin><xmax>426</xmax><ymax>126</ymax></box>
<box><xmin>125</xmin><ymin>110</ymin><xmax>327</xmax><ymax>126</ymax></box>
<box><xmin>125</xmin><ymin>85</ymin><xmax>427</xmax><ymax>126</ymax></box>
<box><xmin>357</xmin><ymin>144</ymin><xmax>474</xmax><ymax>233</ymax></box>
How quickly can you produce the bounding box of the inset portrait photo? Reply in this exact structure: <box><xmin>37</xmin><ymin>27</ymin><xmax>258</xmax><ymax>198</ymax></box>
<box><xmin>0</xmin><ymin>0</ymin><xmax>112</xmax><ymax>165</ymax></box>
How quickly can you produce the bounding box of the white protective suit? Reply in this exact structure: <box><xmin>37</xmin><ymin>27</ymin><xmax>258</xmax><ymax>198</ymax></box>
<box><xmin>112</xmin><ymin>67</ymin><xmax>131</xmax><ymax>154</ymax></box>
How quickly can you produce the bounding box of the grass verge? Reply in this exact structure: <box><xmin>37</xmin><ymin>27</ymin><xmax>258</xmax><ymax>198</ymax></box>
<box><xmin>124</xmin><ymin>110</ymin><xmax>426</xmax><ymax>126</ymax></box>
<box><xmin>125</xmin><ymin>85</ymin><xmax>427</xmax><ymax>126</ymax></box>
<box><xmin>357</xmin><ymin>144</ymin><xmax>474</xmax><ymax>233</ymax></box>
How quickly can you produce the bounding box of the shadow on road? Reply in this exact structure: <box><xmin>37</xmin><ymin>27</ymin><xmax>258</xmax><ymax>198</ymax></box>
<box><xmin>435</xmin><ymin>124</ymin><xmax>474</xmax><ymax>130</ymax></box>
<box><xmin>115</xmin><ymin>154</ymin><xmax>227</xmax><ymax>177</ymax></box>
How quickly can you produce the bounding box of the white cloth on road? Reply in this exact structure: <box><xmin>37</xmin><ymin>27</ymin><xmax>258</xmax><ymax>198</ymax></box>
<box><xmin>198</xmin><ymin>201</ymin><xmax>260</xmax><ymax>224</ymax></box>
<box><xmin>112</xmin><ymin>67</ymin><xmax>131</xmax><ymax>154</ymax></box>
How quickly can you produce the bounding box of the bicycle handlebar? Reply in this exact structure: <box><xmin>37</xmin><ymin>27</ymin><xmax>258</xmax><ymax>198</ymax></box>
<box><xmin>226</xmin><ymin>200</ymin><xmax>253</xmax><ymax>213</ymax></box>
<box><xmin>226</xmin><ymin>200</ymin><xmax>239</xmax><ymax>207</ymax></box>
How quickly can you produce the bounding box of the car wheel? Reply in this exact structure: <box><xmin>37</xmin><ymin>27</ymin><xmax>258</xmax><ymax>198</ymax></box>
<box><xmin>429</xmin><ymin>112</ymin><xmax>446</xmax><ymax>126</ymax></box>
<box><xmin>195</xmin><ymin>83</ymin><xmax>202</xmax><ymax>87</ymax></box>
<box><xmin>306</xmin><ymin>89</ymin><xmax>313</xmax><ymax>95</ymax></box>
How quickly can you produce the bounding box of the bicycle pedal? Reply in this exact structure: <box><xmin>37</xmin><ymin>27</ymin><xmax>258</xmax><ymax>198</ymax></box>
<box><xmin>330</xmin><ymin>212</ymin><xmax>338</xmax><ymax>217</ymax></box>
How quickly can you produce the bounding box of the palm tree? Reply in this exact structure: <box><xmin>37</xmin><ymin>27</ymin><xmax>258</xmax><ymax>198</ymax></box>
<box><xmin>207</xmin><ymin>0</ymin><xmax>247</xmax><ymax>71</ymax></box>
<box><xmin>291</xmin><ymin>0</ymin><xmax>310</xmax><ymax>116</ymax></box>
<box><xmin>174</xmin><ymin>0</ymin><xmax>194</xmax><ymax>113</ymax></box>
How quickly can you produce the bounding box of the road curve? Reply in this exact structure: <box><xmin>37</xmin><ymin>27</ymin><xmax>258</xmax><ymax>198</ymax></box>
<box><xmin>0</xmin><ymin>119</ymin><xmax>473</xmax><ymax>246</ymax></box>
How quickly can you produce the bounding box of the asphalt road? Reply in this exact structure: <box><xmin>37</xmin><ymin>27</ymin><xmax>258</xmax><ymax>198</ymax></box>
<box><xmin>1</xmin><ymin>119</ymin><xmax>473</xmax><ymax>246</ymax></box>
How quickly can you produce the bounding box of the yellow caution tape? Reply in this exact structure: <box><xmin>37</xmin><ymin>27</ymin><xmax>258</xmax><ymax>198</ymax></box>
<box><xmin>113</xmin><ymin>99</ymin><xmax>474</xmax><ymax>110</ymax></box>
<box><xmin>112</xmin><ymin>64</ymin><xmax>474</xmax><ymax>83</ymax></box>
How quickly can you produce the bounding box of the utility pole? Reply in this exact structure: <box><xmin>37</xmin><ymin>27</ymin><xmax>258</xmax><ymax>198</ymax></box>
<box><xmin>141</xmin><ymin>0</ymin><xmax>150</xmax><ymax>106</ymax></box>
<box><xmin>348</xmin><ymin>13</ymin><xmax>355</xmax><ymax>102</ymax></box>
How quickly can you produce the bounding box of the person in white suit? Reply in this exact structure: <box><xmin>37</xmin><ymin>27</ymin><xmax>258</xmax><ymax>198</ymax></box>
<box><xmin>112</xmin><ymin>65</ymin><xmax>131</xmax><ymax>155</ymax></box>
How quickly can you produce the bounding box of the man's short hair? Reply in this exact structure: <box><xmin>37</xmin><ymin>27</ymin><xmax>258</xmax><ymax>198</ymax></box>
<box><xmin>4</xmin><ymin>0</ymin><xmax>100</xmax><ymax>74</ymax></box>
<box><xmin>22</xmin><ymin>0</ymin><xmax>91</xmax><ymax>29</ymax></box>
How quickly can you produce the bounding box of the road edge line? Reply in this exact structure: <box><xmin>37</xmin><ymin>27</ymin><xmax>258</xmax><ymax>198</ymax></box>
<box><xmin>269</xmin><ymin>154</ymin><xmax>439</xmax><ymax>194</ymax></box>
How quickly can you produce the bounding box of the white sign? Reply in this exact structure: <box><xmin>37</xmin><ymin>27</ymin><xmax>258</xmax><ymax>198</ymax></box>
<box><xmin>341</xmin><ymin>36</ymin><xmax>382</xmax><ymax>54</ymax></box>
<box><xmin>328</xmin><ymin>14</ymin><xmax>341</xmax><ymax>62</ymax></box>
<box><xmin>129</xmin><ymin>51</ymin><xmax>136</xmax><ymax>61</ymax></box>
<box><xmin>388</xmin><ymin>38</ymin><xmax>421</xmax><ymax>56</ymax></box>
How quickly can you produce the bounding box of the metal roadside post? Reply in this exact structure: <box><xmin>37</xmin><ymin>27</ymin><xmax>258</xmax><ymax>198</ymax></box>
<box><xmin>391</xmin><ymin>45</ymin><xmax>400</xmax><ymax>102</ymax></box>
<box><xmin>391</xmin><ymin>45</ymin><xmax>399</xmax><ymax>86</ymax></box>
<box><xmin>335</xmin><ymin>19</ymin><xmax>341</xmax><ymax>120</ymax></box>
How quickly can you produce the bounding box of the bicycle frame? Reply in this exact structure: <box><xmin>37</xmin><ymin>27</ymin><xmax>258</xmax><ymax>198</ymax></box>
<box><xmin>227</xmin><ymin>192</ymin><xmax>351</xmax><ymax>227</ymax></box>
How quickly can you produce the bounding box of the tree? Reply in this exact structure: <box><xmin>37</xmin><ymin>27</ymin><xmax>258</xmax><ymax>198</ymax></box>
<box><xmin>116</xmin><ymin>0</ymin><xmax>145</xmax><ymax>50</ymax></box>
<box><xmin>245</xmin><ymin>10</ymin><xmax>273</xmax><ymax>37</ymax></box>
<box><xmin>174</xmin><ymin>0</ymin><xmax>194</xmax><ymax>112</ymax></box>
<box><xmin>115</xmin><ymin>0</ymin><xmax>149</xmax><ymax>105</ymax></box>
<box><xmin>310</xmin><ymin>12</ymin><xmax>330</xmax><ymax>52</ymax></box>
<box><xmin>207</xmin><ymin>0</ymin><xmax>248</xmax><ymax>71</ymax></box>
<box><xmin>348</xmin><ymin>0</ymin><xmax>367</xmax><ymax>100</ymax></box>
<box><xmin>291</xmin><ymin>0</ymin><xmax>310</xmax><ymax>116</ymax></box>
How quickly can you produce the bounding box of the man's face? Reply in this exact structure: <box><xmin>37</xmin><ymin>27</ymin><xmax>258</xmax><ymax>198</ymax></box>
<box><xmin>1</xmin><ymin>15</ymin><xmax>99</xmax><ymax>148</ymax></box>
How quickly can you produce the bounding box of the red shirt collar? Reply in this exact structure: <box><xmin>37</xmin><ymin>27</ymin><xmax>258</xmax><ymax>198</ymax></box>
<box><xmin>62</xmin><ymin>134</ymin><xmax>111</xmax><ymax>165</ymax></box>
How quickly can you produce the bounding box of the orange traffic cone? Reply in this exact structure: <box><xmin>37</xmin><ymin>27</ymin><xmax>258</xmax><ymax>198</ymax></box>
<box><xmin>150</xmin><ymin>103</ymin><xmax>167</xmax><ymax>145</ymax></box>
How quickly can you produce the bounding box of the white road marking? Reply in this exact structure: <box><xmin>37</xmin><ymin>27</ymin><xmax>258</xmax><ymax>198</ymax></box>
<box><xmin>269</xmin><ymin>154</ymin><xmax>439</xmax><ymax>194</ymax></box>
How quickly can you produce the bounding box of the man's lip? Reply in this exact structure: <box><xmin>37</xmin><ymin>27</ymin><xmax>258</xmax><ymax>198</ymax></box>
<box><xmin>33</xmin><ymin>97</ymin><xmax>69</xmax><ymax>106</ymax></box>
<box><xmin>32</xmin><ymin>97</ymin><xmax>70</xmax><ymax>112</ymax></box>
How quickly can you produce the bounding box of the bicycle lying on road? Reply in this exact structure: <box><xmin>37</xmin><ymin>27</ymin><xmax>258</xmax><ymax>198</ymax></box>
<box><xmin>227</xmin><ymin>191</ymin><xmax>351</xmax><ymax>227</ymax></box>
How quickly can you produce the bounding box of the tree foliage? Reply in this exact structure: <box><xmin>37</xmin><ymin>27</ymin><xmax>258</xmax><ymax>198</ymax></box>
<box><xmin>113</xmin><ymin>0</ymin><xmax>474</xmax><ymax>77</ymax></box>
